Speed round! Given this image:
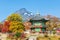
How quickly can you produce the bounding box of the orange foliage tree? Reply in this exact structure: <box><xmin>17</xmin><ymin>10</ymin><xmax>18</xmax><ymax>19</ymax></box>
<box><xmin>23</xmin><ymin>22</ymin><xmax>31</xmax><ymax>30</ymax></box>
<box><xmin>1</xmin><ymin>20</ymin><xmax>10</xmax><ymax>33</ymax></box>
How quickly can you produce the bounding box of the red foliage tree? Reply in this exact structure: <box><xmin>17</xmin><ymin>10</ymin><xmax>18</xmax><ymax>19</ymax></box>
<box><xmin>1</xmin><ymin>20</ymin><xmax>10</xmax><ymax>33</ymax></box>
<box><xmin>0</xmin><ymin>23</ymin><xmax>3</xmax><ymax>32</ymax></box>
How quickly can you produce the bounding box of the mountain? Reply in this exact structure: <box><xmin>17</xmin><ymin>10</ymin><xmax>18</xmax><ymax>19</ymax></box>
<box><xmin>15</xmin><ymin>8</ymin><xmax>34</xmax><ymax>22</ymax></box>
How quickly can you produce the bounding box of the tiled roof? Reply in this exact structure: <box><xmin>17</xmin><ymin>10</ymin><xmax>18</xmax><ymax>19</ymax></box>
<box><xmin>30</xmin><ymin>14</ymin><xmax>49</xmax><ymax>21</ymax></box>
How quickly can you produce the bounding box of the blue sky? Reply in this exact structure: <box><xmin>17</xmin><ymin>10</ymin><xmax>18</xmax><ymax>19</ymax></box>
<box><xmin>0</xmin><ymin>0</ymin><xmax>60</xmax><ymax>22</ymax></box>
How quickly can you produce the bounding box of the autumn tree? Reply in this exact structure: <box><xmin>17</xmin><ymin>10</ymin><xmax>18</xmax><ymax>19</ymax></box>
<box><xmin>9</xmin><ymin>21</ymin><xmax>24</xmax><ymax>33</ymax></box>
<box><xmin>46</xmin><ymin>21</ymin><xmax>57</xmax><ymax>31</ymax></box>
<box><xmin>0</xmin><ymin>23</ymin><xmax>3</xmax><ymax>32</ymax></box>
<box><xmin>23</xmin><ymin>22</ymin><xmax>31</xmax><ymax>30</ymax></box>
<box><xmin>7</xmin><ymin>13</ymin><xmax>25</xmax><ymax>33</ymax></box>
<box><xmin>1</xmin><ymin>20</ymin><xmax>10</xmax><ymax>33</ymax></box>
<box><xmin>45</xmin><ymin>15</ymin><xmax>59</xmax><ymax>31</ymax></box>
<box><xmin>7</xmin><ymin>13</ymin><xmax>22</xmax><ymax>22</ymax></box>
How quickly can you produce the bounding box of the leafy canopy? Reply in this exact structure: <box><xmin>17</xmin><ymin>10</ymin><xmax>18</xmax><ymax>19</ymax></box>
<box><xmin>7</xmin><ymin>13</ymin><xmax>22</xmax><ymax>22</ymax></box>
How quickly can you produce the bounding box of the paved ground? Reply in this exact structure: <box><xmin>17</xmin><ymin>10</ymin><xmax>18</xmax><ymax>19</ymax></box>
<box><xmin>37</xmin><ymin>35</ymin><xmax>60</xmax><ymax>40</ymax></box>
<box><xmin>26</xmin><ymin>33</ymin><xmax>60</xmax><ymax>40</ymax></box>
<box><xmin>0</xmin><ymin>33</ymin><xmax>60</xmax><ymax>40</ymax></box>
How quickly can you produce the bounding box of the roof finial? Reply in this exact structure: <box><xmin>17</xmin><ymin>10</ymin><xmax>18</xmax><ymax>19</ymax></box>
<box><xmin>36</xmin><ymin>10</ymin><xmax>40</xmax><ymax>15</ymax></box>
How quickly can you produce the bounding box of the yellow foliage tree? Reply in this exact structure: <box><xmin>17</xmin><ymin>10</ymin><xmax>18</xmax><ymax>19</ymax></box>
<box><xmin>7</xmin><ymin>13</ymin><xmax>25</xmax><ymax>33</ymax></box>
<box><xmin>7</xmin><ymin>13</ymin><xmax>22</xmax><ymax>22</ymax></box>
<box><xmin>9</xmin><ymin>21</ymin><xmax>24</xmax><ymax>33</ymax></box>
<box><xmin>46</xmin><ymin>20</ymin><xmax>57</xmax><ymax>31</ymax></box>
